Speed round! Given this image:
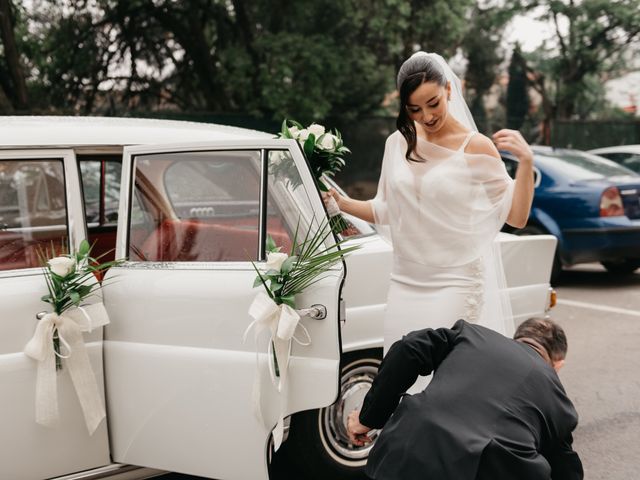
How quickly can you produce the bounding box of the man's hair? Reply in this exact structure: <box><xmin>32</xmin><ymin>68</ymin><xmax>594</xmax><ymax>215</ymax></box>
<box><xmin>514</xmin><ymin>317</ymin><xmax>568</xmax><ymax>361</ymax></box>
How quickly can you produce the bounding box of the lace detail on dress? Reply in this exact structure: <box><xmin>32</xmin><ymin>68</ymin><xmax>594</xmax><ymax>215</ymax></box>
<box><xmin>464</xmin><ymin>257</ymin><xmax>484</xmax><ymax>322</ymax></box>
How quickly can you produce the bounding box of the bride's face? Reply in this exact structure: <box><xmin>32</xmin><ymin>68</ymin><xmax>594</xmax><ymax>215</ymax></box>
<box><xmin>406</xmin><ymin>81</ymin><xmax>451</xmax><ymax>134</ymax></box>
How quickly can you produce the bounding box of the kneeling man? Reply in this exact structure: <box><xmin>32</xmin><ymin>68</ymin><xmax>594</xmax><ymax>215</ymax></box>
<box><xmin>348</xmin><ymin>318</ymin><xmax>583</xmax><ymax>480</ymax></box>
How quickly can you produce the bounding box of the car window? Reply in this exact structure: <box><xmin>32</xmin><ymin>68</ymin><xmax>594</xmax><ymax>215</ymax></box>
<box><xmin>130</xmin><ymin>150</ymin><xmax>264</xmax><ymax>262</ymax></box>
<box><xmin>79</xmin><ymin>158</ymin><xmax>122</xmax><ymax>226</ymax></box>
<box><xmin>621</xmin><ymin>154</ymin><xmax>640</xmax><ymax>172</ymax></box>
<box><xmin>502</xmin><ymin>157</ymin><xmax>518</xmax><ymax>178</ymax></box>
<box><xmin>593</xmin><ymin>152</ymin><xmax>640</xmax><ymax>174</ymax></box>
<box><xmin>0</xmin><ymin>159</ymin><xmax>68</xmax><ymax>271</ymax></box>
<box><xmin>78</xmin><ymin>156</ymin><xmax>123</xmax><ymax>262</ymax></box>
<box><xmin>540</xmin><ymin>150</ymin><xmax>638</xmax><ymax>179</ymax></box>
<box><xmin>598</xmin><ymin>152</ymin><xmax>633</xmax><ymax>162</ymax></box>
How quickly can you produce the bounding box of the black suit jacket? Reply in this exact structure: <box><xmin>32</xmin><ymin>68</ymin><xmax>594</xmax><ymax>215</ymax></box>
<box><xmin>360</xmin><ymin>320</ymin><xmax>583</xmax><ymax>480</ymax></box>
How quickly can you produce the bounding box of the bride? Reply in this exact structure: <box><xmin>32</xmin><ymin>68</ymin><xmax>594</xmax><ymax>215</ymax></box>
<box><xmin>327</xmin><ymin>52</ymin><xmax>535</xmax><ymax>392</ymax></box>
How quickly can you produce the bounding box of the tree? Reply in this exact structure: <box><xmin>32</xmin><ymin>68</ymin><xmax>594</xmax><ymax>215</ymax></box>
<box><xmin>9</xmin><ymin>0</ymin><xmax>480</xmax><ymax>120</ymax></box>
<box><xmin>0</xmin><ymin>0</ymin><xmax>28</xmax><ymax>110</ymax></box>
<box><xmin>516</xmin><ymin>0</ymin><xmax>640</xmax><ymax>120</ymax></box>
<box><xmin>506</xmin><ymin>44</ymin><xmax>529</xmax><ymax>130</ymax></box>
<box><xmin>462</xmin><ymin>5</ymin><xmax>514</xmax><ymax>133</ymax></box>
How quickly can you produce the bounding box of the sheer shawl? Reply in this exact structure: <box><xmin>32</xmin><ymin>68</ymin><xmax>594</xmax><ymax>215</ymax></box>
<box><xmin>370</xmin><ymin>132</ymin><xmax>516</xmax><ymax>336</ymax></box>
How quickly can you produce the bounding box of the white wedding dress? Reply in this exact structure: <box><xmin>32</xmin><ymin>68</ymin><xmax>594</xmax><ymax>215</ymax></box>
<box><xmin>370</xmin><ymin>130</ymin><xmax>515</xmax><ymax>393</ymax></box>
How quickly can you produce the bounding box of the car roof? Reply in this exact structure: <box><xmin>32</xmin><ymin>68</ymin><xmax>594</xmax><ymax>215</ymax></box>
<box><xmin>0</xmin><ymin>116</ymin><xmax>272</xmax><ymax>148</ymax></box>
<box><xmin>588</xmin><ymin>145</ymin><xmax>640</xmax><ymax>155</ymax></box>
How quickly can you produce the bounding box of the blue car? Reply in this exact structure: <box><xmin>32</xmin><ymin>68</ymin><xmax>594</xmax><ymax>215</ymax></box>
<box><xmin>501</xmin><ymin>146</ymin><xmax>640</xmax><ymax>278</ymax></box>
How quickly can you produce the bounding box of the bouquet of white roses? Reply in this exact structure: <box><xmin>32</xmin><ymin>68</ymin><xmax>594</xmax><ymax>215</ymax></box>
<box><xmin>278</xmin><ymin>120</ymin><xmax>351</xmax><ymax>234</ymax></box>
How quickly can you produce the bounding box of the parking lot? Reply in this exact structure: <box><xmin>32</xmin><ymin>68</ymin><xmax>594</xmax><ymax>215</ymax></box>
<box><xmin>161</xmin><ymin>263</ymin><xmax>640</xmax><ymax>480</ymax></box>
<box><xmin>552</xmin><ymin>264</ymin><xmax>640</xmax><ymax>480</ymax></box>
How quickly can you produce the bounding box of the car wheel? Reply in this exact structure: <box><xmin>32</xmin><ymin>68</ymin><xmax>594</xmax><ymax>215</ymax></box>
<box><xmin>514</xmin><ymin>225</ymin><xmax>563</xmax><ymax>283</ymax></box>
<box><xmin>281</xmin><ymin>349</ymin><xmax>383</xmax><ymax>480</ymax></box>
<box><xmin>601</xmin><ymin>259</ymin><xmax>640</xmax><ymax>274</ymax></box>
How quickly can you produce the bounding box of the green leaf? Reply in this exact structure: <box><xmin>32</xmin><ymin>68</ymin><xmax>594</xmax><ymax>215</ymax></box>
<box><xmin>270</xmin><ymin>281</ymin><xmax>283</xmax><ymax>292</ymax></box>
<box><xmin>303</xmin><ymin>134</ymin><xmax>316</xmax><ymax>158</ymax></box>
<box><xmin>249</xmin><ymin>261</ymin><xmax>274</xmax><ymax>300</ymax></box>
<box><xmin>266</xmin><ymin>235</ymin><xmax>278</xmax><ymax>253</ymax></box>
<box><xmin>77</xmin><ymin>284</ymin><xmax>93</xmax><ymax>297</ymax></box>
<box><xmin>280</xmin><ymin>294</ymin><xmax>296</xmax><ymax>308</ymax></box>
<box><xmin>78</xmin><ymin>239</ymin><xmax>90</xmax><ymax>256</ymax></box>
<box><xmin>69</xmin><ymin>291</ymin><xmax>81</xmax><ymax>305</ymax></box>
<box><xmin>253</xmin><ymin>275</ymin><xmax>264</xmax><ymax>288</ymax></box>
<box><xmin>280</xmin><ymin>255</ymin><xmax>298</xmax><ymax>275</ymax></box>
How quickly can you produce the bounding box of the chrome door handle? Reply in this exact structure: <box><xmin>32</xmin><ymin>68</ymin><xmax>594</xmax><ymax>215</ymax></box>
<box><xmin>296</xmin><ymin>304</ymin><xmax>327</xmax><ymax>320</ymax></box>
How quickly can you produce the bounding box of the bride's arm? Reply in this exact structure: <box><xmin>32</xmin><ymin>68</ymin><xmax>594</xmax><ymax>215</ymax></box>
<box><xmin>466</xmin><ymin>131</ymin><xmax>534</xmax><ymax>229</ymax></box>
<box><xmin>491</xmin><ymin>129</ymin><xmax>534</xmax><ymax>229</ymax></box>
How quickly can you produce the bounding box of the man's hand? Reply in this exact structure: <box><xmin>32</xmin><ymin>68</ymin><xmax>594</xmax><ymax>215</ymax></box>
<box><xmin>347</xmin><ymin>409</ymin><xmax>373</xmax><ymax>447</ymax></box>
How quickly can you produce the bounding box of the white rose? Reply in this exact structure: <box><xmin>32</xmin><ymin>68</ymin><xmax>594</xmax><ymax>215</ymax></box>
<box><xmin>318</xmin><ymin>133</ymin><xmax>337</xmax><ymax>150</ymax></box>
<box><xmin>298</xmin><ymin>128</ymin><xmax>310</xmax><ymax>142</ymax></box>
<box><xmin>265</xmin><ymin>251</ymin><xmax>288</xmax><ymax>272</ymax></box>
<box><xmin>288</xmin><ymin>125</ymin><xmax>300</xmax><ymax>138</ymax></box>
<box><xmin>307</xmin><ymin>123</ymin><xmax>325</xmax><ymax>137</ymax></box>
<box><xmin>48</xmin><ymin>256</ymin><xmax>76</xmax><ymax>277</ymax></box>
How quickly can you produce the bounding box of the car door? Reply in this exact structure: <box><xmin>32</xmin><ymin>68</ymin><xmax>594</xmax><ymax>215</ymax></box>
<box><xmin>103</xmin><ymin>139</ymin><xmax>344</xmax><ymax>480</ymax></box>
<box><xmin>0</xmin><ymin>149</ymin><xmax>110</xmax><ymax>479</ymax></box>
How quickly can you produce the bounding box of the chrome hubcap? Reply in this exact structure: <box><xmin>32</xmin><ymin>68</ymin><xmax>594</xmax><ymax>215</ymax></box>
<box><xmin>320</xmin><ymin>361</ymin><xmax>380</xmax><ymax>462</ymax></box>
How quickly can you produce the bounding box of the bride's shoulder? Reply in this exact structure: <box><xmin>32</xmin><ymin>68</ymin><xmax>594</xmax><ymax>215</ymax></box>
<box><xmin>465</xmin><ymin>132</ymin><xmax>500</xmax><ymax>160</ymax></box>
<box><xmin>386</xmin><ymin>130</ymin><xmax>404</xmax><ymax>144</ymax></box>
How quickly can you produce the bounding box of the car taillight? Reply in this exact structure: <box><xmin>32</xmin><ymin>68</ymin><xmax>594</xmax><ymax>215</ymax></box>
<box><xmin>600</xmin><ymin>187</ymin><xmax>625</xmax><ymax>217</ymax></box>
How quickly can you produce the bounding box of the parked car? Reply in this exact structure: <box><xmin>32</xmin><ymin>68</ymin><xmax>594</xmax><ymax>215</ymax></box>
<box><xmin>588</xmin><ymin>145</ymin><xmax>640</xmax><ymax>173</ymax></box>
<box><xmin>502</xmin><ymin>146</ymin><xmax>640</xmax><ymax>277</ymax></box>
<box><xmin>0</xmin><ymin>117</ymin><xmax>556</xmax><ymax>480</ymax></box>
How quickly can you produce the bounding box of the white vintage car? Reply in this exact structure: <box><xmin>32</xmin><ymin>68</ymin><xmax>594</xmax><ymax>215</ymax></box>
<box><xmin>0</xmin><ymin>117</ymin><xmax>557</xmax><ymax>480</ymax></box>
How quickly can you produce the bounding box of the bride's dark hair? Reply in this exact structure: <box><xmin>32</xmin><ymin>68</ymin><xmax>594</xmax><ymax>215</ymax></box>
<box><xmin>396</xmin><ymin>59</ymin><xmax>447</xmax><ymax>162</ymax></box>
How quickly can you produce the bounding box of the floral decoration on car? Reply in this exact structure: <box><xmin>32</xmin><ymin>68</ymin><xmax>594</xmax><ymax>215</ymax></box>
<box><xmin>23</xmin><ymin>240</ymin><xmax>123</xmax><ymax>434</ymax></box>
<box><xmin>244</xmin><ymin>219</ymin><xmax>359</xmax><ymax>449</ymax></box>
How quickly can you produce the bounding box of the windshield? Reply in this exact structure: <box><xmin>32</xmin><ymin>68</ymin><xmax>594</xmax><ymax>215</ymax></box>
<box><xmin>539</xmin><ymin>149</ymin><xmax>639</xmax><ymax>180</ymax></box>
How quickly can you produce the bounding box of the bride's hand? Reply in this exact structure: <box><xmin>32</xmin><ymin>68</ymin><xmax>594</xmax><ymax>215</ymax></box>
<box><xmin>322</xmin><ymin>188</ymin><xmax>346</xmax><ymax>210</ymax></box>
<box><xmin>492</xmin><ymin>129</ymin><xmax>533</xmax><ymax>165</ymax></box>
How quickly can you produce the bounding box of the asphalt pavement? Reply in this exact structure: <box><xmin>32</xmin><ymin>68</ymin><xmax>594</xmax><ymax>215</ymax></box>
<box><xmin>161</xmin><ymin>263</ymin><xmax>640</xmax><ymax>480</ymax></box>
<box><xmin>552</xmin><ymin>264</ymin><xmax>640</xmax><ymax>480</ymax></box>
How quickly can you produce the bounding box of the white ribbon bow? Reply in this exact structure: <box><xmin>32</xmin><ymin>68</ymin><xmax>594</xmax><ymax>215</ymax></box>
<box><xmin>243</xmin><ymin>292</ymin><xmax>311</xmax><ymax>450</ymax></box>
<box><xmin>23</xmin><ymin>303</ymin><xmax>110</xmax><ymax>435</ymax></box>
